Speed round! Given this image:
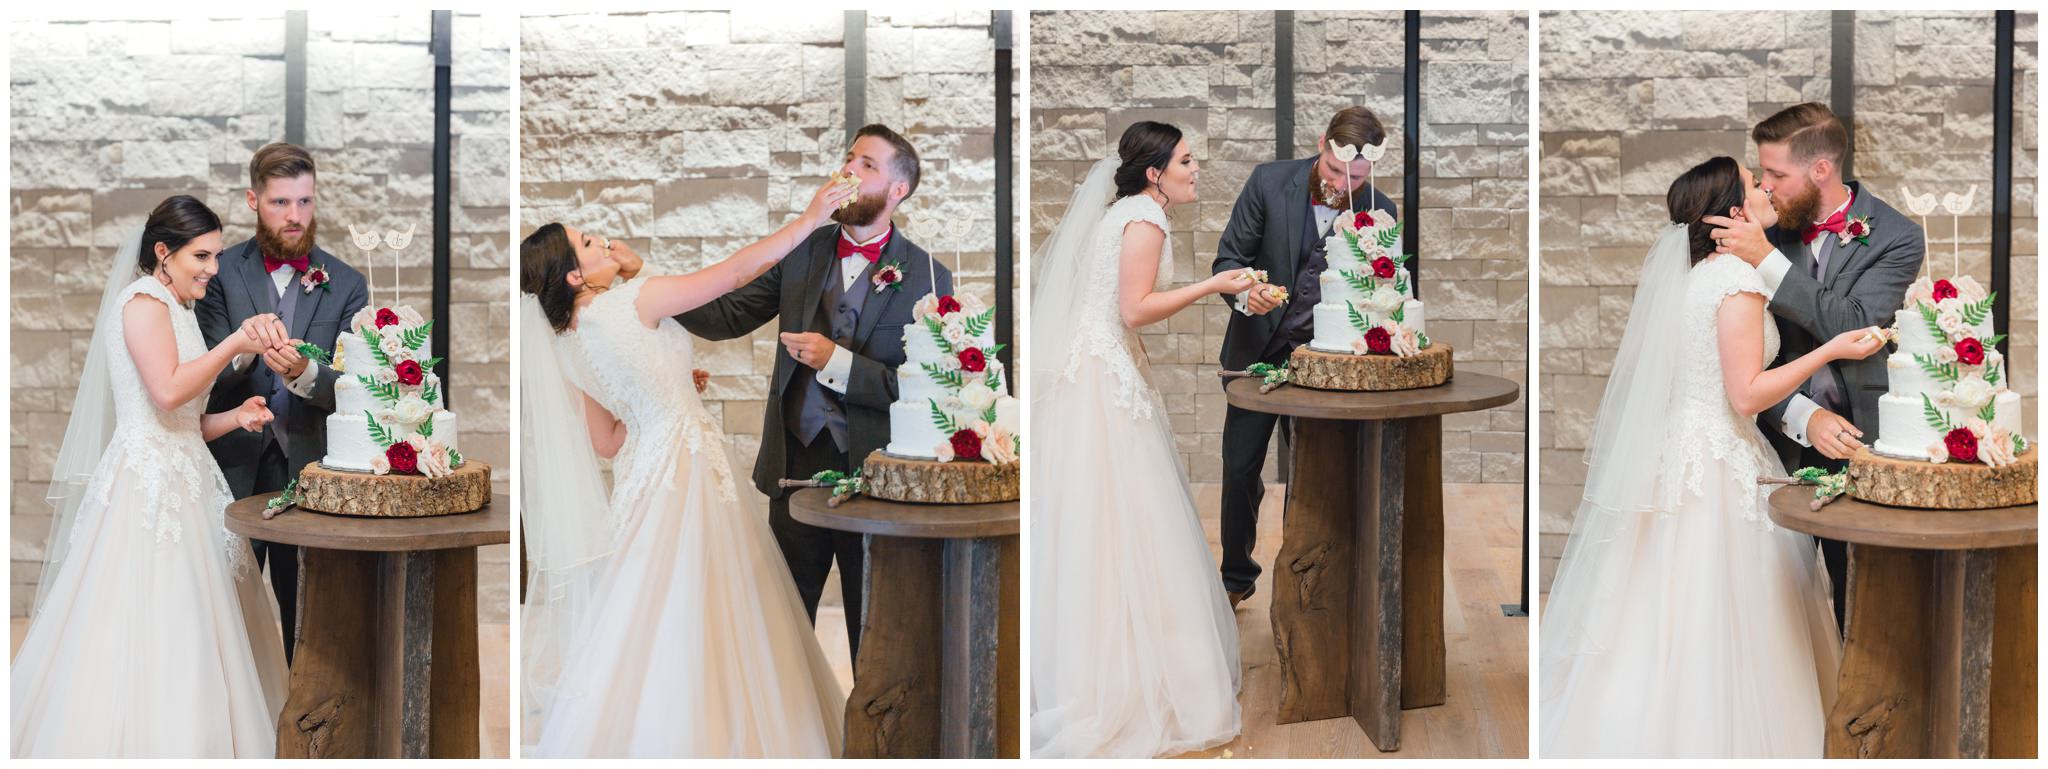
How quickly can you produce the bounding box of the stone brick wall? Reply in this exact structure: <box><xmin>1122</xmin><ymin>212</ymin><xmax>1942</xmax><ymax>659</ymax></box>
<box><xmin>1538</xmin><ymin>11</ymin><xmax>2037</xmax><ymax>589</ymax></box>
<box><xmin>9</xmin><ymin>12</ymin><xmax>513</xmax><ymax>619</ymax></box>
<box><xmin>520</xmin><ymin>11</ymin><xmax>1000</xmax><ymax>492</ymax></box>
<box><xmin>1030</xmin><ymin>11</ymin><xmax>1529</xmax><ymax>484</ymax></box>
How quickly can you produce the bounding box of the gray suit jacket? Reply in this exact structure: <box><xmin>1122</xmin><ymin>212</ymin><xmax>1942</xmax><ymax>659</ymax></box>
<box><xmin>676</xmin><ymin>223</ymin><xmax>951</xmax><ymax>497</ymax></box>
<box><xmin>1211</xmin><ymin>156</ymin><xmax>1400</xmax><ymax>370</ymax></box>
<box><xmin>198</xmin><ymin>239</ymin><xmax>370</xmax><ymax>497</ymax></box>
<box><xmin>1758</xmin><ymin>181</ymin><xmax>1925</xmax><ymax>469</ymax></box>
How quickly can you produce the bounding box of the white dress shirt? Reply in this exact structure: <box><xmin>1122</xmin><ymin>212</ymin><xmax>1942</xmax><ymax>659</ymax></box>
<box><xmin>233</xmin><ymin>263</ymin><xmax>322</xmax><ymax>396</ymax></box>
<box><xmin>815</xmin><ymin>227</ymin><xmax>892</xmax><ymax>393</ymax></box>
<box><xmin>1754</xmin><ymin>189</ymin><xmax>1855</xmax><ymax>447</ymax></box>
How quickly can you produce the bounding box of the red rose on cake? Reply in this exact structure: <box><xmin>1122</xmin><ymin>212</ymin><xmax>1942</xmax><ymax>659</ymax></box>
<box><xmin>385</xmin><ymin>441</ymin><xmax>420</xmax><ymax>475</ymax></box>
<box><xmin>394</xmin><ymin>359</ymin><xmax>425</xmax><ymax>386</ymax></box>
<box><xmin>1372</xmin><ymin>256</ymin><xmax>1396</xmax><ymax>279</ymax></box>
<box><xmin>949</xmin><ymin>428</ymin><xmax>983</xmax><ymax>461</ymax></box>
<box><xmin>937</xmin><ymin>295</ymin><xmax>962</xmax><ymax>315</ymax></box>
<box><xmin>1363</xmin><ymin>326</ymin><xmax>1393</xmax><ymax>355</ymax></box>
<box><xmin>1354</xmin><ymin>210</ymin><xmax>1375</xmax><ymax>229</ymax></box>
<box><xmin>958</xmin><ymin>347</ymin><xmax>986</xmax><ymax>373</ymax></box>
<box><xmin>1944</xmin><ymin>427</ymin><xmax>1979</xmax><ymax>464</ymax></box>
<box><xmin>376</xmin><ymin>307</ymin><xmax>401</xmax><ymax>328</ymax></box>
<box><xmin>1931</xmin><ymin>279</ymin><xmax>1959</xmax><ymax>302</ymax></box>
<box><xmin>1955</xmin><ymin>337</ymin><xmax>1985</xmax><ymax>366</ymax></box>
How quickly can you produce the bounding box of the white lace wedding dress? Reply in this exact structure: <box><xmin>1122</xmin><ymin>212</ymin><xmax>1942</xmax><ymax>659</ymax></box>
<box><xmin>1031</xmin><ymin>194</ymin><xmax>1242</xmax><ymax>757</ymax></box>
<box><xmin>529</xmin><ymin>278</ymin><xmax>844</xmax><ymax>758</ymax></box>
<box><xmin>1540</xmin><ymin>256</ymin><xmax>1841</xmax><ymax>757</ymax></box>
<box><xmin>11</xmin><ymin>277</ymin><xmax>288</xmax><ymax>758</ymax></box>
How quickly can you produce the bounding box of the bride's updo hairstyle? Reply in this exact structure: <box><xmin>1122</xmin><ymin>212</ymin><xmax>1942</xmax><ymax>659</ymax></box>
<box><xmin>521</xmin><ymin>223</ymin><xmax>578</xmax><ymax>333</ymax></box>
<box><xmin>1114</xmin><ymin>121</ymin><xmax>1183</xmax><ymax>199</ymax></box>
<box><xmin>137</xmin><ymin>195</ymin><xmax>222</xmax><ymax>276</ymax></box>
<box><xmin>1666</xmin><ymin>155</ymin><xmax>1746</xmax><ymax>266</ymax></box>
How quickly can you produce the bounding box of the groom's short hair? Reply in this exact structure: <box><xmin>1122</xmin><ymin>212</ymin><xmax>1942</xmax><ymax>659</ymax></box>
<box><xmin>1326</xmin><ymin>107</ymin><xmax>1387</xmax><ymax>151</ymax></box>
<box><xmin>1752</xmin><ymin>103</ymin><xmax>1848</xmax><ymax>169</ymax></box>
<box><xmin>855</xmin><ymin>123</ymin><xmax>921</xmax><ymax>200</ymax></box>
<box><xmin>249</xmin><ymin>142</ymin><xmax>317</xmax><ymax>192</ymax></box>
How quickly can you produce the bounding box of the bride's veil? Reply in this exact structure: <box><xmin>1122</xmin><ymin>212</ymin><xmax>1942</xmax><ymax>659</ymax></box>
<box><xmin>1542</xmin><ymin>223</ymin><xmax>1694</xmax><ymax>651</ymax></box>
<box><xmin>1028</xmin><ymin>157</ymin><xmax>1118</xmax><ymax>404</ymax></box>
<box><xmin>518</xmin><ymin>294</ymin><xmax>615</xmax><ymax>743</ymax></box>
<box><xmin>36</xmin><ymin>225</ymin><xmax>144</xmax><ymax>613</ymax></box>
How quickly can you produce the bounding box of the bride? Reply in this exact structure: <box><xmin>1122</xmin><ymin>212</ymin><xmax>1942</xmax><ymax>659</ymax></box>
<box><xmin>1539</xmin><ymin>157</ymin><xmax>1883</xmax><ymax>757</ymax></box>
<box><xmin>12</xmin><ymin>195</ymin><xmax>288</xmax><ymax>757</ymax></box>
<box><xmin>1029</xmin><ymin>121</ymin><xmax>1260</xmax><ymax>757</ymax></box>
<box><xmin>517</xmin><ymin>178</ymin><xmax>854</xmax><ymax>757</ymax></box>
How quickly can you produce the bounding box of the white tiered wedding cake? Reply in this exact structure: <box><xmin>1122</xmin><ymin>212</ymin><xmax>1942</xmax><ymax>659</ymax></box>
<box><xmin>324</xmin><ymin>304</ymin><xmax>466</xmax><ymax>476</ymax></box>
<box><xmin>1308</xmin><ymin>208</ymin><xmax>1430</xmax><ymax>356</ymax></box>
<box><xmin>1872</xmin><ymin>275</ymin><xmax>2026</xmax><ymax>465</ymax></box>
<box><xmin>884</xmin><ymin>292</ymin><xmax>1021</xmax><ymax>464</ymax></box>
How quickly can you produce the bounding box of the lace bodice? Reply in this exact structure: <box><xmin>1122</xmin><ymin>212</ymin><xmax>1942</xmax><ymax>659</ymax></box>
<box><xmin>108</xmin><ymin>277</ymin><xmax>209</xmax><ymax>437</ymax></box>
<box><xmin>564</xmin><ymin>277</ymin><xmax>739</xmax><ymax>516</ymax></box>
<box><xmin>1671</xmin><ymin>256</ymin><xmax>1781</xmax><ymax>524</ymax></box>
<box><xmin>1057</xmin><ymin>194</ymin><xmax>1175</xmax><ymax>421</ymax></box>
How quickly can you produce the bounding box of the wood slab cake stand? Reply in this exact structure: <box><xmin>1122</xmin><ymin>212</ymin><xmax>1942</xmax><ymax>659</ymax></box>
<box><xmin>1767</xmin><ymin>487</ymin><xmax>2037</xmax><ymax>758</ymax></box>
<box><xmin>1288</xmin><ymin>343</ymin><xmax>1453</xmax><ymax>391</ymax></box>
<box><xmin>789</xmin><ymin>489</ymin><xmax>1018</xmax><ymax>758</ymax></box>
<box><xmin>1223</xmin><ymin>373</ymin><xmax>1518</xmax><ymax>751</ymax></box>
<box><xmin>228</xmin><ymin>492</ymin><xmax>509</xmax><ymax>758</ymax></box>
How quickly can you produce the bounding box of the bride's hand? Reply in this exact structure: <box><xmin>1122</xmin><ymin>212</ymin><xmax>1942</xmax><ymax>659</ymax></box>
<box><xmin>235</xmin><ymin>314</ymin><xmax>287</xmax><ymax>355</ymax></box>
<box><xmin>1822</xmin><ymin>326</ymin><xmax>1888</xmax><ymax>361</ymax></box>
<box><xmin>234</xmin><ymin>396</ymin><xmax>273</xmax><ymax>432</ymax></box>
<box><xmin>605</xmin><ymin>237</ymin><xmax>643</xmax><ymax>279</ymax></box>
<box><xmin>1207</xmin><ymin>268</ymin><xmax>1260</xmax><ymax>297</ymax></box>
<box><xmin>801</xmin><ymin>176</ymin><xmax>858</xmax><ymax>226</ymax></box>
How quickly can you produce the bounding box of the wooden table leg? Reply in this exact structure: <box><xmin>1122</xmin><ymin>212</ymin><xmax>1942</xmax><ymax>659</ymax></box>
<box><xmin>1349</xmin><ymin>419</ymin><xmax>1405</xmax><ymax>751</ymax></box>
<box><xmin>844</xmin><ymin>535</ymin><xmax>944</xmax><ymax>757</ymax></box>
<box><xmin>277</xmin><ymin>548</ymin><xmax>378</xmax><ymax>758</ymax></box>
<box><xmin>430</xmin><ymin>547</ymin><xmax>481</xmax><ymax>758</ymax></box>
<box><xmin>997</xmin><ymin>535</ymin><xmax>1020</xmax><ymax>758</ymax></box>
<box><xmin>1830</xmin><ymin>544</ymin><xmax>2003</xmax><ymax>759</ymax></box>
<box><xmin>1400</xmin><ymin>415</ymin><xmax>1446</xmax><ymax>710</ymax></box>
<box><xmin>1989</xmin><ymin>545</ymin><xmax>2037</xmax><ymax>758</ymax></box>
<box><xmin>941</xmin><ymin>535</ymin><xmax>1006</xmax><ymax>758</ymax></box>
<box><xmin>1273</xmin><ymin>417</ymin><xmax>1360</xmax><ymax>724</ymax></box>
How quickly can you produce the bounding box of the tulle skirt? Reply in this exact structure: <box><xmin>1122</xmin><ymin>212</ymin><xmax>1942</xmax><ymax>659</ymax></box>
<box><xmin>1539</xmin><ymin>427</ymin><xmax>1840</xmax><ymax>757</ymax></box>
<box><xmin>11</xmin><ymin>439</ymin><xmax>287</xmax><ymax>758</ymax></box>
<box><xmin>530</xmin><ymin>441</ymin><xmax>844</xmax><ymax>758</ymax></box>
<box><xmin>1030</xmin><ymin>362</ymin><xmax>1242</xmax><ymax>757</ymax></box>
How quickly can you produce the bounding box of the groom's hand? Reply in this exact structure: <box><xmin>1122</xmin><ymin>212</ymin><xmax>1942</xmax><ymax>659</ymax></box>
<box><xmin>1703</xmin><ymin>212</ymin><xmax>1772</xmax><ymax>266</ymax></box>
<box><xmin>262</xmin><ymin>341</ymin><xmax>309</xmax><ymax>379</ymax></box>
<box><xmin>1807</xmin><ymin>408</ymin><xmax>1865</xmax><ymax>460</ymax></box>
<box><xmin>780</xmin><ymin>332</ymin><xmax>837</xmax><ymax>370</ymax></box>
<box><xmin>1244</xmin><ymin>283</ymin><xmax>1285</xmax><ymax>315</ymax></box>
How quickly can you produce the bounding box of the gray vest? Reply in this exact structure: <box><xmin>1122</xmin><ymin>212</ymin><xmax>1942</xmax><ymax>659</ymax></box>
<box><xmin>1263</xmin><ymin>204</ymin><xmax>1332</xmax><ymax>358</ymax></box>
<box><xmin>786</xmin><ymin>256</ymin><xmax>869</xmax><ymax>451</ymax></box>
<box><xmin>262</xmin><ymin>270</ymin><xmax>300</xmax><ymax>454</ymax></box>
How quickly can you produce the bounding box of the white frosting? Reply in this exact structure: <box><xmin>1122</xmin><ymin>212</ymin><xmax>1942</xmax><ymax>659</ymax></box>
<box><xmin>319</xmin><ymin>319</ymin><xmax>463</xmax><ymax>473</ymax></box>
<box><xmin>1874</xmin><ymin>292</ymin><xmax>2025</xmax><ymax>462</ymax></box>
<box><xmin>886</xmin><ymin>293</ymin><xmax>1021</xmax><ymax>461</ymax></box>
<box><xmin>1872</xmin><ymin>390</ymin><xmax>2020</xmax><ymax>461</ymax></box>
<box><xmin>1310</xmin><ymin>217</ymin><xmax>1427</xmax><ymax>356</ymax></box>
<box><xmin>1309</xmin><ymin>298</ymin><xmax>1426</xmax><ymax>354</ymax></box>
<box><xmin>886</xmin><ymin>396</ymin><xmax>1020</xmax><ymax>459</ymax></box>
<box><xmin>324</xmin><ymin>410</ymin><xmax>462</xmax><ymax>471</ymax></box>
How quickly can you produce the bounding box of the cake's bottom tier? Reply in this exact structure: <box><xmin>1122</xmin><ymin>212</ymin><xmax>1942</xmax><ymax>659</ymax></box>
<box><xmin>324</xmin><ymin>411</ymin><xmax>461</xmax><ymax>472</ymax></box>
<box><xmin>1308</xmin><ymin>299</ymin><xmax>1426</xmax><ymax>354</ymax></box>
<box><xmin>884</xmin><ymin>396</ymin><xmax>1020</xmax><ymax>460</ymax></box>
<box><xmin>861</xmin><ymin>450</ymin><xmax>1019</xmax><ymax>504</ymax></box>
<box><xmin>1871</xmin><ymin>390</ymin><xmax>2022</xmax><ymax>461</ymax></box>
<box><xmin>295</xmin><ymin>461</ymin><xmax>492</xmax><ymax>517</ymax></box>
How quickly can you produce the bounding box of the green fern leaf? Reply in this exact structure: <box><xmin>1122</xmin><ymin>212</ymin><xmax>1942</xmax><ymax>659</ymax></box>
<box><xmin>1346</xmin><ymin>300</ymin><xmax>1370</xmax><ymax>334</ymax></box>
<box><xmin>401</xmin><ymin>320</ymin><xmax>435</xmax><ymax>351</ymax></box>
<box><xmin>1921</xmin><ymin>393</ymin><xmax>1952</xmax><ymax>432</ymax></box>
<box><xmin>422</xmin><ymin>381</ymin><xmax>439</xmax><ymax>405</ymax></box>
<box><xmin>1917</xmin><ymin>303</ymin><xmax>1950</xmax><ymax>346</ymax></box>
<box><xmin>1391</xmin><ymin>305</ymin><xmax>1405</xmax><ymax>324</ymax></box>
<box><xmin>962</xmin><ymin>308</ymin><xmax>994</xmax><ymax>338</ymax></box>
<box><xmin>920</xmin><ymin>362</ymin><xmax>965</xmax><ymax>391</ymax></box>
<box><xmin>927</xmin><ymin>399</ymin><xmax>958</xmax><ymax>433</ymax></box>
<box><xmin>982</xmin><ymin>406</ymin><xmax>999</xmax><ymax>424</ymax></box>
<box><xmin>365</xmin><ymin>411</ymin><xmax>394</xmax><ymax>447</ymax></box>
<box><xmin>1912</xmin><ymin>353</ymin><xmax>1960</xmax><ymax>385</ymax></box>
<box><xmin>1375</xmin><ymin>219</ymin><xmax>1404</xmax><ymax>250</ymax></box>
<box><xmin>295</xmin><ymin>342</ymin><xmax>332</xmax><ymax>365</ymax></box>
<box><xmin>984</xmin><ymin>366</ymin><xmax>1004</xmax><ymax>393</ymax></box>
<box><xmin>924</xmin><ymin>316</ymin><xmax>955</xmax><ymax>356</ymax></box>
<box><xmin>1985</xmin><ymin>365</ymin><xmax>2001</xmax><ymax>386</ymax></box>
<box><xmin>421</xmin><ymin>357</ymin><xmax>444</xmax><ymax>372</ymax></box>
<box><xmin>1960</xmin><ymin>293</ymin><xmax>1996</xmax><ymax>326</ymax></box>
<box><xmin>361</xmin><ymin>328</ymin><xmax>394</xmax><ymax>369</ymax></box>
<box><xmin>1977</xmin><ymin>400</ymin><xmax>1998</xmax><ymax>422</ymax></box>
<box><xmin>417</xmin><ymin>414</ymin><xmax>435</xmax><ymax>438</ymax></box>
<box><xmin>1340</xmin><ymin>268</ymin><xmax>1374</xmax><ymax>295</ymax></box>
<box><xmin>357</xmin><ymin>374</ymin><xmax>402</xmax><ymax>404</ymax></box>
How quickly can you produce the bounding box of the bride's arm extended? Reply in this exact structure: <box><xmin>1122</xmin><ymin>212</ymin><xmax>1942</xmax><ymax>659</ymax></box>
<box><xmin>635</xmin><ymin>178</ymin><xmax>854</xmax><ymax>327</ymax></box>
<box><xmin>1118</xmin><ymin>221</ymin><xmax>1258</xmax><ymax>329</ymax></box>
<box><xmin>124</xmin><ymin>294</ymin><xmax>271</xmax><ymax>413</ymax></box>
<box><xmin>199</xmin><ymin>396</ymin><xmax>271</xmax><ymax>441</ymax></box>
<box><xmin>583</xmin><ymin>391</ymin><xmax>627</xmax><ymax>459</ymax></box>
<box><xmin>1718</xmin><ymin>291</ymin><xmax>1883</xmax><ymax>417</ymax></box>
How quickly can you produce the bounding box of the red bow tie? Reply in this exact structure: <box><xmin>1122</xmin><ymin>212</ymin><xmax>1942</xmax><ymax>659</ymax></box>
<box><xmin>1802</xmin><ymin>194</ymin><xmax>1855</xmax><ymax>245</ymax></box>
<box><xmin>836</xmin><ymin>230</ymin><xmax>892</xmax><ymax>262</ymax></box>
<box><xmin>264</xmin><ymin>254</ymin><xmax>309</xmax><ymax>274</ymax></box>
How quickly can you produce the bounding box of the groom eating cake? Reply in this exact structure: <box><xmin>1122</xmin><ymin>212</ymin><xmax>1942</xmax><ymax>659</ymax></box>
<box><xmin>1211</xmin><ymin>107</ymin><xmax>1400</xmax><ymax>609</ymax></box>
<box><xmin>199</xmin><ymin>142</ymin><xmax>371</xmax><ymax>661</ymax></box>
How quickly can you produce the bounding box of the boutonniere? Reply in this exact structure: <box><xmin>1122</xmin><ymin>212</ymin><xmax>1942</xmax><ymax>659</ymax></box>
<box><xmin>871</xmin><ymin>261</ymin><xmax>905</xmax><ymax>294</ymax></box>
<box><xmin>1839</xmin><ymin>215</ymin><xmax>1873</xmax><ymax>247</ymax></box>
<box><xmin>301</xmin><ymin>263</ymin><xmax>331</xmax><ymax>294</ymax></box>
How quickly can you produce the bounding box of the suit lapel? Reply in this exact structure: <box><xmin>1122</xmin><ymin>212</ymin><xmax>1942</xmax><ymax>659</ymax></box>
<box><xmin>238</xmin><ymin>241</ymin><xmax>279</xmax><ymax>317</ymax></box>
<box><xmin>797</xmin><ymin>226</ymin><xmax>837</xmax><ymax>331</ymax></box>
<box><xmin>854</xmin><ymin>225</ymin><xmax>909</xmax><ymax>348</ymax></box>
<box><xmin>1270</xmin><ymin>159</ymin><xmax>1311</xmax><ymax>292</ymax></box>
<box><xmin>1822</xmin><ymin>181</ymin><xmax>1874</xmax><ymax>287</ymax></box>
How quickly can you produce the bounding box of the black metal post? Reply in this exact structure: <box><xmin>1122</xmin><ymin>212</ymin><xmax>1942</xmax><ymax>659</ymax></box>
<box><xmin>994</xmin><ymin>12</ymin><xmax>1014</xmax><ymax>377</ymax></box>
<box><xmin>1992</xmin><ymin>11</ymin><xmax>2013</xmax><ymax>354</ymax></box>
<box><xmin>1403</xmin><ymin>11</ymin><xmax>1421</xmax><ymax>295</ymax></box>
<box><xmin>1831</xmin><ymin>11</ymin><xmax>1856</xmax><ymax>181</ymax></box>
<box><xmin>430</xmin><ymin>11</ymin><xmax>452</xmax><ymax>399</ymax></box>
<box><xmin>845</xmin><ymin>12</ymin><xmax>867</xmax><ymax>141</ymax></box>
<box><xmin>285</xmin><ymin>13</ymin><xmax>306</xmax><ymax>144</ymax></box>
<box><xmin>1275</xmin><ymin>11</ymin><xmax>1294</xmax><ymax>160</ymax></box>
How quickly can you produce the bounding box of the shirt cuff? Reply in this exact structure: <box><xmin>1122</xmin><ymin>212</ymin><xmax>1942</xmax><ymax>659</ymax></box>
<box><xmin>286</xmin><ymin>362</ymin><xmax>321</xmax><ymax>398</ymax></box>
<box><xmin>1232</xmin><ymin>287</ymin><xmax>1256</xmax><ymax>315</ymax></box>
<box><xmin>1781</xmin><ymin>393</ymin><xmax>1822</xmax><ymax>448</ymax></box>
<box><xmin>816</xmin><ymin>346</ymin><xmax>853</xmax><ymax>394</ymax></box>
<box><xmin>1756</xmin><ymin>248</ymin><xmax>1792</xmax><ymax>297</ymax></box>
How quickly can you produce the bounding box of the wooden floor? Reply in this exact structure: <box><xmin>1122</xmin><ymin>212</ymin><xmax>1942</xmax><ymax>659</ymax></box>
<box><xmin>14</xmin><ymin>617</ymin><xmax>513</xmax><ymax>758</ymax></box>
<box><xmin>1171</xmin><ymin>481</ymin><xmax>1530</xmax><ymax>759</ymax></box>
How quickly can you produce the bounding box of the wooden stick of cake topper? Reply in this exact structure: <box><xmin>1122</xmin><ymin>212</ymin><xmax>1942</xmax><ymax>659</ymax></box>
<box><xmin>1941</xmin><ymin>185</ymin><xmax>1976</xmax><ymax>277</ymax></box>
<box><xmin>387</xmin><ymin>223</ymin><xmax>415</xmax><ymax>308</ymax></box>
<box><xmin>1901</xmin><ymin>186</ymin><xmax>1939</xmax><ymax>279</ymax></box>
<box><xmin>350</xmin><ymin>224</ymin><xmax>383</xmax><ymax>307</ymax></box>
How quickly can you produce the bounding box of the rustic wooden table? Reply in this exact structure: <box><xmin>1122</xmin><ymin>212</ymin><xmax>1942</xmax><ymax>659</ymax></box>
<box><xmin>1767</xmin><ymin>487</ymin><xmax>2037</xmax><ymax>758</ymax></box>
<box><xmin>227</xmin><ymin>493</ymin><xmax>509</xmax><ymax>759</ymax></box>
<box><xmin>789</xmin><ymin>489</ymin><xmax>1019</xmax><ymax>758</ymax></box>
<box><xmin>1224</xmin><ymin>373</ymin><xmax>1519</xmax><ymax>752</ymax></box>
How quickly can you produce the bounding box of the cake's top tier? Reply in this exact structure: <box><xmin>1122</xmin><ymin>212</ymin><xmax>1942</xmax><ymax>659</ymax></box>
<box><xmin>906</xmin><ymin>292</ymin><xmax>1002</xmax><ymax>369</ymax></box>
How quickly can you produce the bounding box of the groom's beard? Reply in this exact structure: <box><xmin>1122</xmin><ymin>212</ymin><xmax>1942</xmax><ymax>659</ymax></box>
<box><xmin>830</xmin><ymin>193</ymin><xmax>889</xmax><ymax>228</ymax></box>
<box><xmin>255</xmin><ymin>217</ymin><xmax>317</xmax><ymax>262</ymax></box>
<box><xmin>1310</xmin><ymin>169</ymin><xmax>1372</xmax><ymax>211</ymax></box>
<box><xmin>1775</xmin><ymin>182</ymin><xmax>1821</xmax><ymax>230</ymax></box>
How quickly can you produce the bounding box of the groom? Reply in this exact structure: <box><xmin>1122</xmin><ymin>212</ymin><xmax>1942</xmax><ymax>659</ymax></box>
<box><xmin>677</xmin><ymin>124</ymin><xmax>951</xmax><ymax>662</ymax></box>
<box><xmin>1708</xmin><ymin>103</ymin><xmax>1925</xmax><ymax>630</ymax></box>
<box><xmin>199</xmin><ymin>142</ymin><xmax>371</xmax><ymax>661</ymax></box>
<box><xmin>1211</xmin><ymin>107</ymin><xmax>1400</xmax><ymax>608</ymax></box>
